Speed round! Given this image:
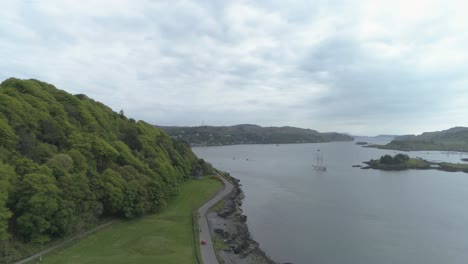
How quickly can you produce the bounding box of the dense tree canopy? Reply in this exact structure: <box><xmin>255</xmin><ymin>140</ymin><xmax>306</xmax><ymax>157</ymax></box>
<box><xmin>0</xmin><ymin>78</ymin><xmax>210</xmax><ymax>255</ymax></box>
<box><xmin>379</xmin><ymin>153</ymin><xmax>410</xmax><ymax>165</ymax></box>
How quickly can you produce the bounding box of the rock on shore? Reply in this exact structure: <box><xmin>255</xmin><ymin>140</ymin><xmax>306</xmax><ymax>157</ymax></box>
<box><xmin>207</xmin><ymin>174</ymin><xmax>278</xmax><ymax>264</ymax></box>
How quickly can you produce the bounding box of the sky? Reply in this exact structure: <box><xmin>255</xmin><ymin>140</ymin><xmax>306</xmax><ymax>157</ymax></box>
<box><xmin>0</xmin><ymin>0</ymin><xmax>467</xmax><ymax>136</ymax></box>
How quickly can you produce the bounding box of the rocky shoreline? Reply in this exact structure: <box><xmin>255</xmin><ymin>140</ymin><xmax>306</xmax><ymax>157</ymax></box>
<box><xmin>207</xmin><ymin>173</ymin><xmax>278</xmax><ymax>264</ymax></box>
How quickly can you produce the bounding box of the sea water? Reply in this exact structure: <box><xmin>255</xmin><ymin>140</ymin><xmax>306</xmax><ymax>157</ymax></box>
<box><xmin>194</xmin><ymin>138</ymin><xmax>468</xmax><ymax>264</ymax></box>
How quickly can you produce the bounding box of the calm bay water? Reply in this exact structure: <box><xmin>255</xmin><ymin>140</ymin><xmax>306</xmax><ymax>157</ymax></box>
<box><xmin>193</xmin><ymin>138</ymin><xmax>468</xmax><ymax>264</ymax></box>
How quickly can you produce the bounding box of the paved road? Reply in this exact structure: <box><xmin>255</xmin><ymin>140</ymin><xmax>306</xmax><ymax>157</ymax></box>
<box><xmin>198</xmin><ymin>176</ymin><xmax>234</xmax><ymax>264</ymax></box>
<box><xmin>14</xmin><ymin>220</ymin><xmax>115</xmax><ymax>264</ymax></box>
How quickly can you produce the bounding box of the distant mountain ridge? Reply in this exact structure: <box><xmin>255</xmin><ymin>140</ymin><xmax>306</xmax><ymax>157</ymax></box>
<box><xmin>376</xmin><ymin>126</ymin><xmax>468</xmax><ymax>151</ymax></box>
<box><xmin>158</xmin><ymin>124</ymin><xmax>354</xmax><ymax>146</ymax></box>
<box><xmin>375</xmin><ymin>134</ymin><xmax>400</xmax><ymax>138</ymax></box>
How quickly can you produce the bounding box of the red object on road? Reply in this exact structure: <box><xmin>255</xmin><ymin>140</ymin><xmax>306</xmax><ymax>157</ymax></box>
<box><xmin>201</xmin><ymin>240</ymin><xmax>206</xmax><ymax>245</ymax></box>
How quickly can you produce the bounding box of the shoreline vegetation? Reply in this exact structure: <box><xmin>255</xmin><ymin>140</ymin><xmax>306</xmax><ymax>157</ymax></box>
<box><xmin>365</xmin><ymin>143</ymin><xmax>468</xmax><ymax>152</ymax></box>
<box><xmin>209</xmin><ymin>171</ymin><xmax>277</xmax><ymax>264</ymax></box>
<box><xmin>362</xmin><ymin>154</ymin><xmax>468</xmax><ymax>173</ymax></box>
<box><xmin>364</xmin><ymin>126</ymin><xmax>468</xmax><ymax>152</ymax></box>
<box><xmin>158</xmin><ymin>124</ymin><xmax>353</xmax><ymax>146</ymax></box>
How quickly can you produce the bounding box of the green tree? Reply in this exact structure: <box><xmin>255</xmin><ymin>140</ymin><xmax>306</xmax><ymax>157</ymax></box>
<box><xmin>122</xmin><ymin>180</ymin><xmax>148</xmax><ymax>218</ymax></box>
<box><xmin>113</xmin><ymin>141</ymin><xmax>149</xmax><ymax>174</ymax></box>
<box><xmin>0</xmin><ymin>119</ymin><xmax>17</xmax><ymax>148</ymax></box>
<box><xmin>15</xmin><ymin>127</ymin><xmax>37</xmax><ymax>159</ymax></box>
<box><xmin>0</xmin><ymin>162</ymin><xmax>15</xmax><ymax>241</ymax></box>
<box><xmin>91</xmin><ymin>137</ymin><xmax>118</xmax><ymax>172</ymax></box>
<box><xmin>38</xmin><ymin>118</ymin><xmax>67</xmax><ymax>149</ymax></box>
<box><xmin>56</xmin><ymin>173</ymin><xmax>94</xmax><ymax>235</ymax></box>
<box><xmin>15</xmin><ymin>173</ymin><xmax>61</xmax><ymax>243</ymax></box>
<box><xmin>0</xmin><ymin>182</ymin><xmax>12</xmax><ymax>241</ymax></box>
<box><xmin>121</xmin><ymin>126</ymin><xmax>142</xmax><ymax>151</ymax></box>
<box><xmin>379</xmin><ymin>154</ymin><xmax>394</xmax><ymax>165</ymax></box>
<box><xmin>68</xmin><ymin>149</ymin><xmax>87</xmax><ymax>172</ymax></box>
<box><xmin>46</xmin><ymin>154</ymin><xmax>74</xmax><ymax>175</ymax></box>
<box><xmin>394</xmin><ymin>153</ymin><xmax>410</xmax><ymax>164</ymax></box>
<box><xmin>146</xmin><ymin>179</ymin><xmax>166</xmax><ymax>211</ymax></box>
<box><xmin>100</xmin><ymin>169</ymin><xmax>125</xmax><ymax>215</ymax></box>
<box><xmin>119</xmin><ymin>109</ymin><xmax>125</xmax><ymax>119</ymax></box>
<box><xmin>11</xmin><ymin>156</ymin><xmax>46</xmax><ymax>176</ymax></box>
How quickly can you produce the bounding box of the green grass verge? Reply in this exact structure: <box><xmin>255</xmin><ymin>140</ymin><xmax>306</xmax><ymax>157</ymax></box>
<box><xmin>210</xmin><ymin>199</ymin><xmax>225</xmax><ymax>213</ymax></box>
<box><xmin>213</xmin><ymin>234</ymin><xmax>226</xmax><ymax>251</ymax></box>
<box><xmin>192</xmin><ymin>211</ymin><xmax>202</xmax><ymax>264</ymax></box>
<box><xmin>212</xmin><ymin>234</ymin><xmax>226</xmax><ymax>264</ymax></box>
<box><xmin>37</xmin><ymin>177</ymin><xmax>223</xmax><ymax>264</ymax></box>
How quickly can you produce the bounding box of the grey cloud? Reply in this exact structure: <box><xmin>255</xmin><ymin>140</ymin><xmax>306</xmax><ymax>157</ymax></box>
<box><xmin>18</xmin><ymin>4</ymin><xmax>77</xmax><ymax>48</ymax></box>
<box><xmin>0</xmin><ymin>0</ymin><xmax>467</xmax><ymax>135</ymax></box>
<box><xmin>298</xmin><ymin>33</ymin><xmax>464</xmax><ymax>126</ymax></box>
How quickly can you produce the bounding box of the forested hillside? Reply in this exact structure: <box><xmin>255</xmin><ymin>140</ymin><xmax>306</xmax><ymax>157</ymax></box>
<box><xmin>159</xmin><ymin>124</ymin><xmax>353</xmax><ymax>146</ymax></box>
<box><xmin>376</xmin><ymin>127</ymin><xmax>468</xmax><ymax>151</ymax></box>
<box><xmin>0</xmin><ymin>78</ymin><xmax>210</xmax><ymax>262</ymax></box>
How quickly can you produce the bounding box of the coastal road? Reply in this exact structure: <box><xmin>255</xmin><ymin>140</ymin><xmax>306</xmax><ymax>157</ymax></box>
<box><xmin>198</xmin><ymin>175</ymin><xmax>234</xmax><ymax>264</ymax></box>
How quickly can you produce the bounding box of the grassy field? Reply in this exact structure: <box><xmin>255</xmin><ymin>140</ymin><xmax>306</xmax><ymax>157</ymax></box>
<box><xmin>440</xmin><ymin>162</ymin><xmax>468</xmax><ymax>170</ymax></box>
<box><xmin>36</xmin><ymin>177</ymin><xmax>223</xmax><ymax>264</ymax></box>
<box><xmin>405</xmin><ymin>158</ymin><xmax>428</xmax><ymax>167</ymax></box>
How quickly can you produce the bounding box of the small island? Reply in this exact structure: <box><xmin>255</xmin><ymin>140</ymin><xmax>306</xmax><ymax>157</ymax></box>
<box><xmin>363</xmin><ymin>154</ymin><xmax>468</xmax><ymax>173</ymax></box>
<box><xmin>363</xmin><ymin>154</ymin><xmax>430</xmax><ymax>170</ymax></box>
<box><xmin>355</xmin><ymin>141</ymin><xmax>368</xmax><ymax>145</ymax></box>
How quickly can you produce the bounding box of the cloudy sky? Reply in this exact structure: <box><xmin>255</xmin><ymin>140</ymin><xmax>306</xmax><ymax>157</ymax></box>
<box><xmin>1</xmin><ymin>0</ymin><xmax>467</xmax><ymax>135</ymax></box>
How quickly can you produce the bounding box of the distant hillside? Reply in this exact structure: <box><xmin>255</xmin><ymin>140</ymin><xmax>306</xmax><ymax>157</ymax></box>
<box><xmin>375</xmin><ymin>134</ymin><xmax>400</xmax><ymax>138</ymax></box>
<box><xmin>158</xmin><ymin>124</ymin><xmax>354</xmax><ymax>146</ymax></box>
<box><xmin>375</xmin><ymin>127</ymin><xmax>468</xmax><ymax>151</ymax></box>
<box><xmin>0</xmin><ymin>78</ymin><xmax>210</xmax><ymax>262</ymax></box>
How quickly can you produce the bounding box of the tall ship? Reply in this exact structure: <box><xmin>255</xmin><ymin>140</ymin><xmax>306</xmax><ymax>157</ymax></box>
<box><xmin>313</xmin><ymin>150</ymin><xmax>327</xmax><ymax>171</ymax></box>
